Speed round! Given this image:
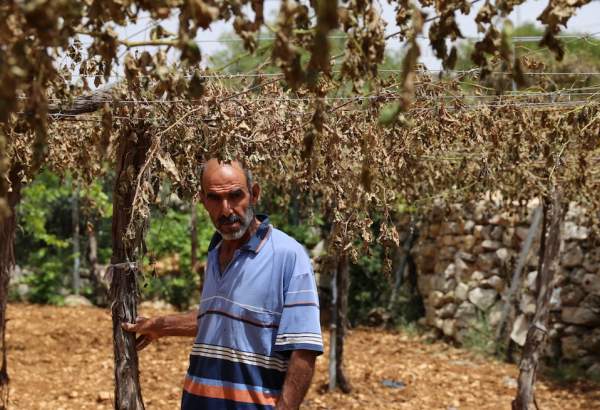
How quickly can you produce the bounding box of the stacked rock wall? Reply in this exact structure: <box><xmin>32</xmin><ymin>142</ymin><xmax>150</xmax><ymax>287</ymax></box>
<box><xmin>413</xmin><ymin>199</ymin><xmax>600</xmax><ymax>375</ymax></box>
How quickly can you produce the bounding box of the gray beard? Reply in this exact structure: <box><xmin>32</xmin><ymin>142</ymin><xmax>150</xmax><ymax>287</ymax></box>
<box><xmin>218</xmin><ymin>205</ymin><xmax>255</xmax><ymax>241</ymax></box>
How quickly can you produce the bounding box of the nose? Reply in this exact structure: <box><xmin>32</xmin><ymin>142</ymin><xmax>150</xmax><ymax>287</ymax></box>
<box><xmin>220</xmin><ymin>199</ymin><xmax>233</xmax><ymax>215</ymax></box>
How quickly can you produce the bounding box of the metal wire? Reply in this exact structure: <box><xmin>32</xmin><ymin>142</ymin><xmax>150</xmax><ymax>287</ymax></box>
<box><xmin>74</xmin><ymin>31</ymin><xmax>600</xmax><ymax>47</ymax></box>
<box><xmin>44</xmin><ymin>95</ymin><xmax>599</xmax><ymax>123</ymax></box>
<box><xmin>64</xmin><ymin>72</ymin><xmax>285</xmax><ymax>79</ymax></box>
<box><xmin>35</xmin><ymin>86</ymin><xmax>600</xmax><ymax>105</ymax></box>
<box><xmin>56</xmin><ymin>67</ymin><xmax>600</xmax><ymax>81</ymax></box>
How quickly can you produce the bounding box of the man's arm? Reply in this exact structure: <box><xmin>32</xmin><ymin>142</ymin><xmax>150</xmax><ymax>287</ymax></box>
<box><xmin>121</xmin><ymin>310</ymin><xmax>198</xmax><ymax>350</ymax></box>
<box><xmin>276</xmin><ymin>350</ymin><xmax>317</xmax><ymax>410</ymax></box>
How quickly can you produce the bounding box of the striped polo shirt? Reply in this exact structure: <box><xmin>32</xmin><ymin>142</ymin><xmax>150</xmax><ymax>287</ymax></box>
<box><xmin>181</xmin><ymin>215</ymin><xmax>323</xmax><ymax>409</ymax></box>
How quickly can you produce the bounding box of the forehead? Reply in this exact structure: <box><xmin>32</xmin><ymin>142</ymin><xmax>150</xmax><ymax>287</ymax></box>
<box><xmin>202</xmin><ymin>161</ymin><xmax>247</xmax><ymax>191</ymax></box>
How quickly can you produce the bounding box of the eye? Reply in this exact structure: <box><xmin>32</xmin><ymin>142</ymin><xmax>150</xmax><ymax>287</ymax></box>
<box><xmin>229</xmin><ymin>189</ymin><xmax>244</xmax><ymax>200</ymax></box>
<box><xmin>207</xmin><ymin>193</ymin><xmax>220</xmax><ymax>201</ymax></box>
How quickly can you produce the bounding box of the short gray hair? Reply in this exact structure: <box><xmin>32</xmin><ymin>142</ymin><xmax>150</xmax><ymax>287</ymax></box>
<box><xmin>199</xmin><ymin>161</ymin><xmax>254</xmax><ymax>194</ymax></box>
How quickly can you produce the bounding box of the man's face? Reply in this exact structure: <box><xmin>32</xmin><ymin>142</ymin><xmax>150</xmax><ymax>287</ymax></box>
<box><xmin>200</xmin><ymin>160</ymin><xmax>259</xmax><ymax>241</ymax></box>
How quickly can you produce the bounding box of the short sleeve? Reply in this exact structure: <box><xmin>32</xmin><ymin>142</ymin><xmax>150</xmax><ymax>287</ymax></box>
<box><xmin>273</xmin><ymin>251</ymin><xmax>323</xmax><ymax>355</ymax></box>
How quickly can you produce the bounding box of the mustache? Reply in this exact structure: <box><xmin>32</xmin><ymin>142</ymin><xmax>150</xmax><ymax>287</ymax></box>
<box><xmin>218</xmin><ymin>214</ymin><xmax>242</xmax><ymax>226</ymax></box>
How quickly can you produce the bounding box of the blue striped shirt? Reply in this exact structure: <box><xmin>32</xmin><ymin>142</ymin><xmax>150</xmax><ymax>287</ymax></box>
<box><xmin>181</xmin><ymin>215</ymin><xmax>323</xmax><ymax>409</ymax></box>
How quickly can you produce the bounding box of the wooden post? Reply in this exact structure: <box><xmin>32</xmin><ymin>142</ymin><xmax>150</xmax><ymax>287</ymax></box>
<box><xmin>496</xmin><ymin>205</ymin><xmax>543</xmax><ymax>342</ymax></box>
<box><xmin>0</xmin><ymin>165</ymin><xmax>23</xmax><ymax>409</ymax></box>
<box><xmin>48</xmin><ymin>84</ymin><xmax>115</xmax><ymax>115</ymax></box>
<box><xmin>334</xmin><ymin>253</ymin><xmax>351</xmax><ymax>393</ymax></box>
<box><xmin>72</xmin><ymin>180</ymin><xmax>81</xmax><ymax>295</ymax></box>
<box><xmin>109</xmin><ymin>122</ymin><xmax>152</xmax><ymax>410</ymax></box>
<box><xmin>512</xmin><ymin>189</ymin><xmax>564</xmax><ymax>410</ymax></box>
<box><xmin>328</xmin><ymin>255</ymin><xmax>338</xmax><ymax>392</ymax></box>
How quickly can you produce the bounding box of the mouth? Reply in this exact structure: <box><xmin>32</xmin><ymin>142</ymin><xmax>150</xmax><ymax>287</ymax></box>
<box><xmin>219</xmin><ymin>220</ymin><xmax>241</xmax><ymax>228</ymax></box>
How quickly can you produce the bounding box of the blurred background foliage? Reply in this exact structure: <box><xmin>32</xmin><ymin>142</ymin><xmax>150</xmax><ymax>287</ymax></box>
<box><xmin>456</xmin><ymin>23</ymin><xmax>600</xmax><ymax>92</ymax></box>
<box><xmin>9</xmin><ymin>167</ymin><xmax>419</xmax><ymax>328</ymax></box>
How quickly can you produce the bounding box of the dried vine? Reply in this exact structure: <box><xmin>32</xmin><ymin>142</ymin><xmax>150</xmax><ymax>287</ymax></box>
<box><xmin>0</xmin><ymin>0</ymin><xmax>598</xmax><ymax>406</ymax></box>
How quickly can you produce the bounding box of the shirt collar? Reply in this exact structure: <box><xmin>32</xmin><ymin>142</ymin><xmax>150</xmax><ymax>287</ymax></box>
<box><xmin>208</xmin><ymin>214</ymin><xmax>271</xmax><ymax>253</ymax></box>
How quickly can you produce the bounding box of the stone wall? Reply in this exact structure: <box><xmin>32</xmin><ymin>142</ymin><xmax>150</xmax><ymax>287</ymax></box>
<box><xmin>413</xmin><ymin>199</ymin><xmax>600</xmax><ymax>376</ymax></box>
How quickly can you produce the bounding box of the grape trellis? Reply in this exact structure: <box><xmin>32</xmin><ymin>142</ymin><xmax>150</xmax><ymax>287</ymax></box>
<box><xmin>1</xmin><ymin>1</ymin><xmax>599</xmax><ymax>409</ymax></box>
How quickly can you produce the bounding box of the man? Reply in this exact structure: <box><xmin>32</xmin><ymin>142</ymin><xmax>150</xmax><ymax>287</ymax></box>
<box><xmin>122</xmin><ymin>159</ymin><xmax>323</xmax><ymax>410</ymax></box>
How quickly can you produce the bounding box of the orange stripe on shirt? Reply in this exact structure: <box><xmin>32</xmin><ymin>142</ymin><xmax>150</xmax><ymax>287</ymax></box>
<box><xmin>183</xmin><ymin>377</ymin><xmax>279</xmax><ymax>407</ymax></box>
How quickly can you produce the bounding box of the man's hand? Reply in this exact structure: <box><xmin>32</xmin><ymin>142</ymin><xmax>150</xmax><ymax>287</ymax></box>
<box><xmin>276</xmin><ymin>350</ymin><xmax>317</xmax><ymax>410</ymax></box>
<box><xmin>122</xmin><ymin>316</ymin><xmax>161</xmax><ymax>351</ymax></box>
<box><xmin>122</xmin><ymin>310</ymin><xmax>199</xmax><ymax>351</ymax></box>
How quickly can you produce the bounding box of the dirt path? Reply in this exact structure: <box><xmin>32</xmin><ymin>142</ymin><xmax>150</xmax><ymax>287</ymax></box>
<box><xmin>6</xmin><ymin>304</ymin><xmax>599</xmax><ymax>409</ymax></box>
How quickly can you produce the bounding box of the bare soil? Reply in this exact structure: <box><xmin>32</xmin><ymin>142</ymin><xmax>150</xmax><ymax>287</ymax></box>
<box><xmin>6</xmin><ymin>304</ymin><xmax>600</xmax><ymax>409</ymax></box>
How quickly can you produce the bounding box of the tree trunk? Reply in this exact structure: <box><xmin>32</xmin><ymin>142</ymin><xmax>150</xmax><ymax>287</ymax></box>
<box><xmin>328</xmin><ymin>255</ymin><xmax>337</xmax><ymax>392</ymax></box>
<box><xmin>387</xmin><ymin>222</ymin><xmax>418</xmax><ymax>311</ymax></box>
<box><xmin>0</xmin><ymin>165</ymin><xmax>23</xmax><ymax>409</ymax></box>
<box><xmin>109</xmin><ymin>123</ymin><xmax>152</xmax><ymax>410</ymax></box>
<box><xmin>334</xmin><ymin>253</ymin><xmax>351</xmax><ymax>393</ymax></box>
<box><xmin>190</xmin><ymin>200</ymin><xmax>198</xmax><ymax>275</ymax></box>
<box><xmin>87</xmin><ymin>222</ymin><xmax>107</xmax><ymax>306</ymax></box>
<box><xmin>496</xmin><ymin>205</ymin><xmax>543</xmax><ymax>343</ymax></box>
<box><xmin>512</xmin><ymin>189</ymin><xmax>564</xmax><ymax>410</ymax></box>
<box><xmin>72</xmin><ymin>180</ymin><xmax>81</xmax><ymax>295</ymax></box>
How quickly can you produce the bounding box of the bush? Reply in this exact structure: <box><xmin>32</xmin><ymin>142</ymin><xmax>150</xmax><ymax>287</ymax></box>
<box><xmin>22</xmin><ymin>255</ymin><xmax>67</xmax><ymax>305</ymax></box>
<box><xmin>14</xmin><ymin>171</ymin><xmax>110</xmax><ymax>305</ymax></box>
<box><xmin>142</xmin><ymin>272</ymin><xmax>199</xmax><ymax>311</ymax></box>
<box><xmin>461</xmin><ymin>311</ymin><xmax>504</xmax><ymax>358</ymax></box>
<box><xmin>141</xmin><ymin>204</ymin><xmax>213</xmax><ymax>310</ymax></box>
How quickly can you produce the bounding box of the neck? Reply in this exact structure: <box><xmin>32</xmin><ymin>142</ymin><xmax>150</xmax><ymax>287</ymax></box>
<box><xmin>220</xmin><ymin>217</ymin><xmax>260</xmax><ymax>253</ymax></box>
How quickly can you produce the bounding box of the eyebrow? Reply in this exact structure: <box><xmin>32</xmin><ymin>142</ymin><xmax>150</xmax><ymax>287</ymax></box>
<box><xmin>206</xmin><ymin>188</ymin><xmax>245</xmax><ymax>198</ymax></box>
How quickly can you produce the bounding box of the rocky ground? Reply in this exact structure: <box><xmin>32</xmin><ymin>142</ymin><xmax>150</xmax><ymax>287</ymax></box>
<box><xmin>7</xmin><ymin>304</ymin><xmax>600</xmax><ymax>409</ymax></box>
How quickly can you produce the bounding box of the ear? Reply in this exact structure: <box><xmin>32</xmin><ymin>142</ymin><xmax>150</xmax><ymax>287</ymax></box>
<box><xmin>199</xmin><ymin>190</ymin><xmax>207</xmax><ymax>208</ymax></box>
<box><xmin>251</xmin><ymin>183</ymin><xmax>260</xmax><ymax>204</ymax></box>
